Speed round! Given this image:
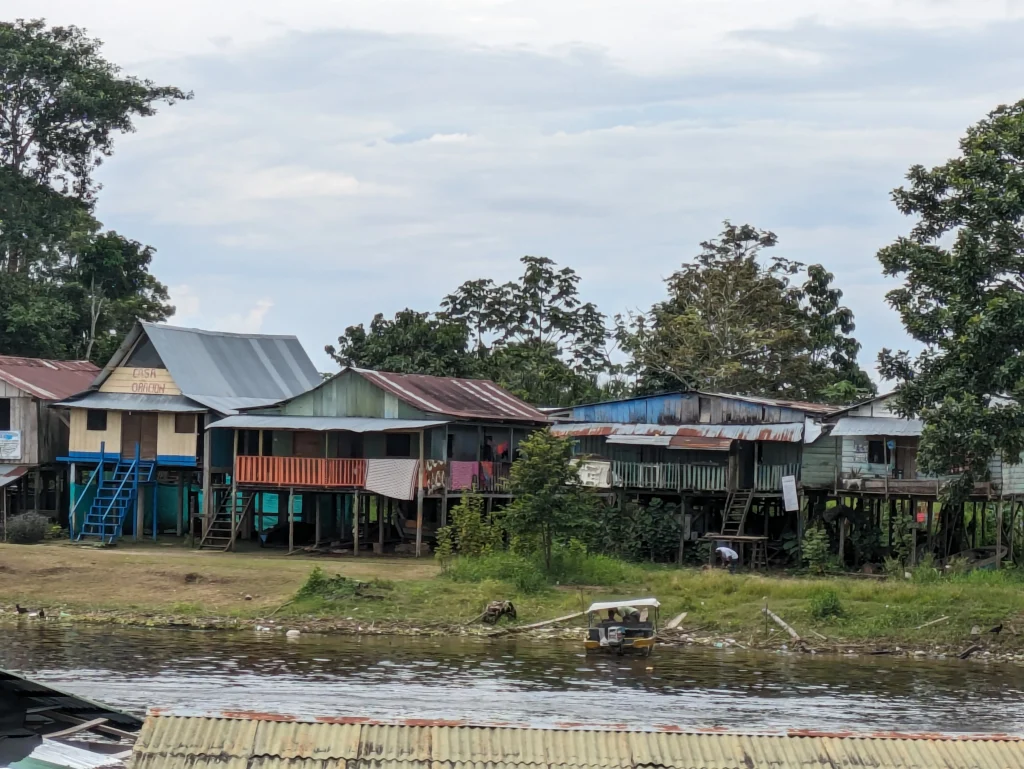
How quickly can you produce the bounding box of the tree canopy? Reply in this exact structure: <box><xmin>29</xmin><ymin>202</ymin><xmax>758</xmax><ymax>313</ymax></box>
<box><xmin>327</xmin><ymin>256</ymin><xmax>610</xmax><ymax>406</ymax></box>
<box><xmin>617</xmin><ymin>222</ymin><xmax>874</xmax><ymax>402</ymax></box>
<box><xmin>0</xmin><ymin>19</ymin><xmax>183</xmax><ymax>361</ymax></box>
<box><xmin>325</xmin><ymin>309</ymin><xmax>477</xmax><ymax>378</ymax></box>
<box><xmin>878</xmin><ymin>99</ymin><xmax>1024</xmax><ymax>498</ymax></box>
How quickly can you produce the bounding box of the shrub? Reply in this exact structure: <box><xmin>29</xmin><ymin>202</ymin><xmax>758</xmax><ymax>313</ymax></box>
<box><xmin>802</xmin><ymin>526</ymin><xmax>832</xmax><ymax>573</ymax></box>
<box><xmin>945</xmin><ymin>555</ymin><xmax>972</xmax><ymax>576</ymax></box>
<box><xmin>910</xmin><ymin>553</ymin><xmax>941</xmax><ymax>583</ymax></box>
<box><xmin>4</xmin><ymin>513</ymin><xmax>50</xmax><ymax>544</ymax></box>
<box><xmin>547</xmin><ymin>542</ymin><xmax>642</xmax><ymax>586</ymax></box>
<box><xmin>809</xmin><ymin>589</ymin><xmax>844</xmax><ymax>620</ymax></box>
<box><xmin>883</xmin><ymin>556</ymin><xmax>905</xmax><ymax>579</ymax></box>
<box><xmin>447</xmin><ymin>553</ymin><xmax>548</xmax><ymax>594</ymax></box>
<box><xmin>295</xmin><ymin>566</ymin><xmax>387</xmax><ymax>600</ymax></box>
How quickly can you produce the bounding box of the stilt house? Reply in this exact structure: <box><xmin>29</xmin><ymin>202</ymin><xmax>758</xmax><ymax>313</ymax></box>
<box><xmin>56</xmin><ymin>322</ymin><xmax>321</xmax><ymax>543</ymax></box>
<box><xmin>0</xmin><ymin>356</ymin><xmax>98</xmax><ymax>527</ymax></box>
<box><xmin>201</xmin><ymin>368</ymin><xmax>549</xmax><ymax>554</ymax></box>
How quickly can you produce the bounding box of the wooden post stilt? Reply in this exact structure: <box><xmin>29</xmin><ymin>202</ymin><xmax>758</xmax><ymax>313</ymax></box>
<box><xmin>288</xmin><ymin>487</ymin><xmax>295</xmax><ymax>554</ymax></box>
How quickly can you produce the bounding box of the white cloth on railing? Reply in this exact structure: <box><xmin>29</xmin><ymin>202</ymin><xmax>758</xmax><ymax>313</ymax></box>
<box><xmin>573</xmin><ymin>459</ymin><xmax>612</xmax><ymax>488</ymax></box>
<box><xmin>364</xmin><ymin>459</ymin><xmax>419</xmax><ymax>500</ymax></box>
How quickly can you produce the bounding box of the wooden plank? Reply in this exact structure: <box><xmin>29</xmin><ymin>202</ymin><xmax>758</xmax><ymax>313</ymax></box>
<box><xmin>665</xmin><ymin>611</ymin><xmax>688</xmax><ymax>630</ymax></box>
<box><xmin>489</xmin><ymin>610</ymin><xmax>585</xmax><ymax>637</ymax></box>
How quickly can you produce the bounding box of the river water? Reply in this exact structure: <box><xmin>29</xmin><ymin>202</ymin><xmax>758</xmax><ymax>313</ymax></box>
<box><xmin>3</xmin><ymin>624</ymin><xmax>1023</xmax><ymax>733</ymax></box>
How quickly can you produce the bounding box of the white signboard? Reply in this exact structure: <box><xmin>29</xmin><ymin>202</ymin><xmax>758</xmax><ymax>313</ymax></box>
<box><xmin>0</xmin><ymin>431</ymin><xmax>21</xmax><ymax>461</ymax></box>
<box><xmin>781</xmin><ymin>475</ymin><xmax>799</xmax><ymax>512</ymax></box>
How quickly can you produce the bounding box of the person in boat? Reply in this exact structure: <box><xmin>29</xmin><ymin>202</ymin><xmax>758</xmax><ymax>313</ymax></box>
<box><xmin>716</xmin><ymin>545</ymin><xmax>739</xmax><ymax>573</ymax></box>
<box><xmin>605</xmin><ymin>606</ymin><xmax>640</xmax><ymax>623</ymax></box>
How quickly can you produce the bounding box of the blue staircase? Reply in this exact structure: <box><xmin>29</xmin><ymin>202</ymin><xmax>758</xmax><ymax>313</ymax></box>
<box><xmin>76</xmin><ymin>449</ymin><xmax>156</xmax><ymax>544</ymax></box>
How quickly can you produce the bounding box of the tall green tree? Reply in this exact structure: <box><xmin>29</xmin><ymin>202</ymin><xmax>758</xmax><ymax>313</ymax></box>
<box><xmin>0</xmin><ymin>19</ymin><xmax>184</xmax><ymax>360</ymax></box>
<box><xmin>325</xmin><ymin>309</ymin><xmax>478</xmax><ymax>378</ymax></box>
<box><xmin>503</xmin><ymin>430</ymin><xmax>600</xmax><ymax>571</ymax></box>
<box><xmin>63</xmin><ymin>231</ymin><xmax>172</xmax><ymax>361</ymax></box>
<box><xmin>618</xmin><ymin>222</ymin><xmax>872</xmax><ymax>401</ymax></box>
<box><xmin>0</xmin><ymin>18</ymin><xmax>190</xmax><ymax>202</ymax></box>
<box><xmin>878</xmin><ymin>100</ymin><xmax>1024</xmax><ymax>500</ymax></box>
<box><xmin>442</xmin><ymin>255</ymin><xmax>611</xmax><ymax>404</ymax></box>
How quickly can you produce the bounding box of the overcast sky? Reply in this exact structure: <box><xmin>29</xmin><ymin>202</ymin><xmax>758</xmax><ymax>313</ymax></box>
<box><xmin>13</xmin><ymin>1</ymin><xmax>1024</xmax><ymax>376</ymax></box>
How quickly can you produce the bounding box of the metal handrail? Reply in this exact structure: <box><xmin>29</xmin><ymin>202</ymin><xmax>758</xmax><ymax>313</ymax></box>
<box><xmin>70</xmin><ymin>441</ymin><xmax>105</xmax><ymax>540</ymax></box>
<box><xmin>99</xmin><ymin>446</ymin><xmax>138</xmax><ymax>542</ymax></box>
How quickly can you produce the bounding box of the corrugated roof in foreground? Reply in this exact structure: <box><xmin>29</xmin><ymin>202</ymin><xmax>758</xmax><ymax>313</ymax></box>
<box><xmin>0</xmin><ymin>356</ymin><xmax>98</xmax><ymax>401</ymax></box>
<box><xmin>209</xmin><ymin>415</ymin><xmax>449</xmax><ymax>433</ymax></box>
<box><xmin>132</xmin><ymin>715</ymin><xmax>1024</xmax><ymax>769</ymax></box>
<box><xmin>551</xmin><ymin>422</ymin><xmax>805</xmax><ymax>443</ymax></box>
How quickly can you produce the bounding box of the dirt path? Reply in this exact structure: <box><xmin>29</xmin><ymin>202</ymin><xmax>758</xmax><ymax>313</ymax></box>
<box><xmin>0</xmin><ymin>541</ymin><xmax>440</xmax><ymax>614</ymax></box>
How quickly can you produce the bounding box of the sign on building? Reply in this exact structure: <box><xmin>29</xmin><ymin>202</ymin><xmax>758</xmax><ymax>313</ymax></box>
<box><xmin>781</xmin><ymin>475</ymin><xmax>799</xmax><ymax>512</ymax></box>
<box><xmin>0</xmin><ymin>431</ymin><xmax>22</xmax><ymax>461</ymax></box>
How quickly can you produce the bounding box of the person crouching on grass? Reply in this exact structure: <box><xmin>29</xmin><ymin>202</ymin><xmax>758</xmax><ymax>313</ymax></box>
<box><xmin>715</xmin><ymin>545</ymin><xmax>739</xmax><ymax>573</ymax></box>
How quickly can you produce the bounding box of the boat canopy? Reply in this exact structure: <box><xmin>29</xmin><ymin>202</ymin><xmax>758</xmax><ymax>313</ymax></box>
<box><xmin>586</xmin><ymin>598</ymin><xmax>660</xmax><ymax>613</ymax></box>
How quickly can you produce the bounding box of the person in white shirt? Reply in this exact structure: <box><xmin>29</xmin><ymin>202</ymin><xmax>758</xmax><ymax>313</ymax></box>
<box><xmin>715</xmin><ymin>545</ymin><xmax>739</xmax><ymax>573</ymax></box>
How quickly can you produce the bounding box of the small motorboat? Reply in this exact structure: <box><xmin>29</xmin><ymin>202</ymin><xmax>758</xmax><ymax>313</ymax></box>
<box><xmin>583</xmin><ymin>598</ymin><xmax>659</xmax><ymax>656</ymax></box>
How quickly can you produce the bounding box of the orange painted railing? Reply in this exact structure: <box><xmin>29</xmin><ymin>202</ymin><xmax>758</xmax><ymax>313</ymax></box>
<box><xmin>235</xmin><ymin>456</ymin><xmax>367</xmax><ymax>488</ymax></box>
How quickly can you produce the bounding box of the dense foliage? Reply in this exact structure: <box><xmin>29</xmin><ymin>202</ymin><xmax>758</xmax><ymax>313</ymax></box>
<box><xmin>328</xmin><ymin>256</ymin><xmax>612</xmax><ymax>405</ymax></box>
<box><xmin>617</xmin><ymin>222</ymin><xmax>874</xmax><ymax>401</ymax></box>
<box><xmin>0</xmin><ymin>19</ymin><xmax>185</xmax><ymax>361</ymax></box>
<box><xmin>879</xmin><ymin>99</ymin><xmax>1024</xmax><ymax>503</ymax></box>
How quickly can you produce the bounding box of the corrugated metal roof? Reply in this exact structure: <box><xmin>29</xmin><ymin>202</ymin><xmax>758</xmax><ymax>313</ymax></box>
<box><xmin>830</xmin><ymin>417</ymin><xmax>923</xmax><ymax>437</ymax></box>
<box><xmin>0</xmin><ymin>464</ymin><xmax>28</xmax><ymax>488</ymax></box>
<box><xmin>14</xmin><ymin>739</ymin><xmax>129</xmax><ymax>769</ymax></box>
<box><xmin>551</xmin><ymin>423</ymin><xmax>805</xmax><ymax>443</ymax></box>
<box><xmin>141</xmin><ymin>322</ymin><xmax>321</xmax><ymax>403</ymax></box>
<box><xmin>208</xmin><ymin>415</ymin><xmax>449</xmax><ymax>433</ymax></box>
<box><xmin>53</xmin><ymin>393</ymin><xmax>206</xmax><ymax>413</ymax></box>
<box><xmin>351</xmin><ymin>369</ymin><xmax>549</xmax><ymax>424</ymax></box>
<box><xmin>697</xmin><ymin>391</ymin><xmax>835</xmax><ymax>415</ymax></box>
<box><xmin>131</xmin><ymin>716</ymin><xmax>1024</xmax><ymax>769</ymax></box>
<box><xmin>0</xmin><ymin>356</ymin><xmax>98</xmax><ymax>401</ymax></box>
<box><xmin>187</xmin><ymin>395</ymin><xmax>286</xmax><ymax>415</ymax></box>
<box><xmin>605</xmin><ymin>435</ymin><xmax>732</xmax><ymax>451</ymax></box>
<box><xmin>89</xmin><ymin>323</ymin><xmax>322</xmax><ymax>416</ymax></box>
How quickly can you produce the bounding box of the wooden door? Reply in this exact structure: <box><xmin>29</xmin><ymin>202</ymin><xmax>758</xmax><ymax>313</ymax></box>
<box><xmin>140</xmin><ymin>414</ymin><xmax>158</xmax><ymax>460</ymax></box>
<box><xmin>121</xmin><ymin>412</ymin><xmax>159</xmax><ymax>460</ymax></box>
<box><xmin>121</xmin><ymin>412</ymin><xmax>140</xmax><ymax>458</ymax></box>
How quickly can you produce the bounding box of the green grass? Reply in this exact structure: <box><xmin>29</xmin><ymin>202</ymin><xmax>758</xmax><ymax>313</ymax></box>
<box><xmin>278</xmin><ymin>559</ymin><xmax>1024</xmax><ymax>650</ymax></box>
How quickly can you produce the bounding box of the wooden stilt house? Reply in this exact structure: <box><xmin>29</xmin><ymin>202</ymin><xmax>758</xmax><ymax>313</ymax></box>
<box><xmin>201</xmin><ymin>368</ymin><xmax>549</xmax><ymax>554</ymax></box>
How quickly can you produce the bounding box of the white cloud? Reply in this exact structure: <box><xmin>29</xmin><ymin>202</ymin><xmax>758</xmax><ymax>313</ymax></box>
<box><xmin>167</xmin><ymin>284</ymin><xmax>201</xmax><ymax>323</ymax></box>
<box><xmin>15</xmin><ymin>4</ymin><xmax>1022</xmax><ymax>372</ymax></box>
<box><xmin>216</xmin><ymin>299</ymin><xmax>275</xmax><ymax>334</ymax></box>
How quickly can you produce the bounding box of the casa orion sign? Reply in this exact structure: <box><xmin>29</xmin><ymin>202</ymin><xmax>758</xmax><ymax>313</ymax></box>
<box><xmin>129</xmin><ymin>368</ymin><xmax>170</xmax><ymax>394</ymax></box>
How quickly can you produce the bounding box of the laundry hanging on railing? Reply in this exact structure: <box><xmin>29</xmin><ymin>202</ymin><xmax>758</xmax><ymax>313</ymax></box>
<box><xmin>364</xmin><ymin>459</ymin><xmax>420</xmax><ymax>500</ymax></box>
<box><xmin>448</xmin><ymin>461</ymin><xmax>479</xmax><ymax>490</ymax></box>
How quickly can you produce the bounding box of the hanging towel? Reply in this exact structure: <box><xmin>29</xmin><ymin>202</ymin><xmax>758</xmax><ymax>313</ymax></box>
<box><xmin>449</xmin><ymin>461</ymin><xmax>479</xmax><ymax>490</ymax></box>
<box><xmin>364</xmin><ymin>459</ymin><xmax>419</xmax><ymax>501</ymax></box>
<box><xmin>479</xmin><ymin>461</ymin><xmax>495</xmax><ymax>489</ymax></box>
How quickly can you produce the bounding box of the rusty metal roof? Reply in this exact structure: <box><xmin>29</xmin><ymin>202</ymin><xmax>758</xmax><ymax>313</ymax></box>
<box><xmin>552</xmin><ymin>422</ymin><xmax>805</xmax><ymax>443</ymax></box>
<box><xmin>351</xmin><ymin>368</ymin><xmax>550</xmax><ymax>424</ymax></box>
<box><xmin>132</xmin><ymin>715</ymin><xmax>1024</xmax><ymax>769</ymax></box>
<box><xmin>0</xmin><ymin>356</ymin><xmax>98</xmax><ymax>401</ymax></box>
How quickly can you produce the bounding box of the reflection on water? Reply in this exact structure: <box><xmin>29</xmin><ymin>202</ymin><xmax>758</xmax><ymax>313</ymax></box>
<box><xmin>2</xmin><ymin>624</ymin><xmax>1023</xmax><ymax>733</ymax></box>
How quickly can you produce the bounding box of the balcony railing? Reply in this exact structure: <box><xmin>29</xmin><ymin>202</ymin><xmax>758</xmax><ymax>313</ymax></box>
<box><xmin>755</xmin><ymin>463</ymin><xmax>800</xmax><ymax>491</ymax></box>
<box><xmin>446</xmin><ymin>461</ymin><xmax>513</xmax><ymax>493</ymax></box>
<box><xmin>236</xmin><ymin>456</ymin><xmax>366</xmax><ymax>488</ymax></box>
<box><xmin>611</xmin><ymin>461</ymin><xmax>728</xmax><ymax>491</ymax></box>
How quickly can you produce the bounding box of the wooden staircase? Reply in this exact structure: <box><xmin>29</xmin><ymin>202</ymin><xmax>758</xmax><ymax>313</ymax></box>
<box><xmin>199</xmin><ymin>489</ymin><xmax>255</xmax><ymax>551</ymax></box>
<box><xmin>721</xmin><ymin>488</ymin><xmax>754</xmax><ymax>536</ymax></box>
